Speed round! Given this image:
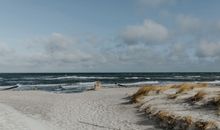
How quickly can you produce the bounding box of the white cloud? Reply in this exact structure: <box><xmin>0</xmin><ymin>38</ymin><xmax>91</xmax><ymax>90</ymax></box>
<box><xmin>196</xmin><ymin>40</ymin><xmax>220</xmax><ymax>58</ymax></box>
<box><xmin>27</xmin><ymin>33</ymin><xmax>94</xmax><ymax>65</ymax></box>
<box><xmin>120</xmin><ymin>19</ymin><xmax>169</xmax><ymax>45</ymax></box>
<box><xmin>0</xmin><ymin>43</ymin><xmax>13</xmax><ymax>57</ymax></box>
<box><xmin>168</xmin><ymin>43</ymin><xmax>188</xmax><ymax>61</ymax></box>
<box><xmin>176</xmin><ymin>15</ymin><xmax>201</xmax><ymax>32</ymax></box>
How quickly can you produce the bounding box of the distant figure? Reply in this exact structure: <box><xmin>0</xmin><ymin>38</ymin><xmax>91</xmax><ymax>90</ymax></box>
<box><xmin>94</xmin><ymin>81</ymin><xmax>102</xmax><ymax>91</ymax></box>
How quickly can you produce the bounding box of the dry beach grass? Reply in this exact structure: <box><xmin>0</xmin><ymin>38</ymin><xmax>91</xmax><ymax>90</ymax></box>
<box><xmin>131</xmin><ymin>83</ymin><xmax>220</xmax><ymax>130</ymax></box>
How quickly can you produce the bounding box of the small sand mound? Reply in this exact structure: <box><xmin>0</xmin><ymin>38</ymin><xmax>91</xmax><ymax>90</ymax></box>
<box><xmin>130</xmin><ymin>83</ymin><xmax>220</xmax><ymax>130</ymax></box>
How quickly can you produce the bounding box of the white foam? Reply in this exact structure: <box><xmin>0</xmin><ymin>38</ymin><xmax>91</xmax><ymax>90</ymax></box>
<box><xmin>187</xmin><ymin>75</ymin><xmax>201</xmax><ymax>78</ymax></box>
<box><xmin>204</xmin><ymin>80</ymin><xmax>220</xmax><ymax>84</ymax></box>
<box><xmin>62</xmin><ymin>82</ymin><xmax>96</xmax><ymax>89</ymax></box>
<box><xmin>122</xmin><ymin>81</ymin><xmax>159</xmax><ymax>86</ymax></box>
<box><xmin>125</xmin><ymin>77</ymin><xmax>139</xmax><ymax>79</ymax></box>
<box><xmin>45</xmin><ymin>76</ymin><xmax>117</xmax><ymax>80</ymax></box>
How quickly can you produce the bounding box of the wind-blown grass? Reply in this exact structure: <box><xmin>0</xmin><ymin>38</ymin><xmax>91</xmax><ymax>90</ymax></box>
<box><xmin>187</xmin><ymin>91</ymin><xmax>207</xmax><ymax>103</ymax></box>
<box><xmin>144</xmin><ymin>107</ymin><xmax>218</xmax><ymax>130</ymax></box>
<box><xmin>131</xmin><ymin>85</ymin><xmax>173</xmax><ymax>103</ymax></box>
<box><xmin>168</xmin><ymin>83</ymin><xmax>208</xmax><ymax>99</ymax></box>
<box><xmin>195</xmin><ymin>120</ymin><xmax>218</xmax><ymax>130</ymax></box>
<box><xmin>133</xmin><ymin>83</ymin><xmax>219</xmax><ymax>130</ymax></box>
<box><xmin>205</xmin><ymin>96</ymin><xmax>220</xmax><ymax>115</ymax></box>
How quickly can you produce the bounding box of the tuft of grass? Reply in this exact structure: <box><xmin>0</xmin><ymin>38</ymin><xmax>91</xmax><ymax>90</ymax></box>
<box><xmin>214</xmin><ymin>96</ymin><xmax>220</xmax><ymax>106</ymax></box>
<box><xmin>167</xmin><ymin>94</ymin><xmax>179</xmax><ymax>99</ymax></box>
<box><xmin>176</xmin><ymin>83</ymin><xmax>195</xmax><ymax>94</ymax></box>
<box><xmin>154</xmin><ymin>111</ymin><xmax>195</xmax><ymax>129</ymax></box>
<box><xmin>195</xmin><ymin>120</ymin><xmax>218</xmax><ymax>130</ymax></box>
<box><xmin>176</xmin><ymin>116</ymin><xmax>193</xmax><ymax>130</ymax></box>
<box><xmin>174</xmin><ymin>83</ymin><xmax>207</xmax><ymax>94</ymax></box>
<box><xmin>205</xmin><ymin>96</ymin><xmax>220</xmax><ymax>115</ymax></box>
<box><xmin>131</xmin><ymin>83</ymin><xmax>208</xmax><ymax>103</ymax></box>
<box><xmin>156</xmin><ymin>111</ymin><xmax>170</xmax><ymax>120</ymax></box>
<box><xmin>168</xmin><ymin>83</ymin><xmax>208</xmax><ymax>100</ymax></box>
<box><xmin>154</xmin><ymin>85</ymin><xmax>172</xmax><ymax>94</ymax></box>
<box><xmin>188</xmin><ymin>91</ymin><xmax>207</xmax><ymax>103</ymax></box>
<box><xmin>143</xmin><ymin>106</ymin><xmax>218</xmax><ymax>130</ymax></box>
<box><xmin>183</xmin><ymin>116</ymin><xmax>193</xmax><ymax>126</ymax></box>
<box><xmin>131</xmin><ymin>86</ymin><xmax>154</xmax><ymax>103</ymax></box>
<box><xmin>131</xmin><ymin>85</ymin><xmax>173</xmax><ymax>103</ymax></box>
<box><xmin>213</xmin><ymin>96</ymin><xmax>220</xmax><ymax>115</ymax></box>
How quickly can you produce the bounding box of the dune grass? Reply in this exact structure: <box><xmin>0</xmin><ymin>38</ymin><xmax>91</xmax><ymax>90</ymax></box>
<box><xmin>195</xmin><ymin>120</ymin><xmax>218</xmax><ymax>130</ymax></box>
<box><xmin>132</xmin><ymin>83</ymin><xmax>208</xmax><ymax>102</ymax></box>
<box><xmin>144</xmin><ymin>107</ymin><xmax>218</xmax><ymax>130</ymax></box>
<box><xmin>175</xmin><ymin>83</ymin><xmax>207</xmax><ymax>94</ymax></box>
<box><xmin>153</xmin><ymin>111</ymin><xmax>194</xmax><ymax>129</ymax></box>
<box><xmin>205</xmin><ymin>96</ymin><xmax>220</xmax><ymax>115</ymax></box>
<box><xmin>187</xmin><ymin>90</ymin><xmax>207</xmax><ymax>103</ymax></box>
<box><xmin>168</xmin><ymin>83</ymin><xmax>208</xmax><ymax>99</ymax></box>
<box><xmin>131</xmin><ymin>85</ymin><xmax>173</xmax><ymax>103</ymax></box>
<box><xmin>133</xmin><ymin>83</ymin><xmax>219</xmax><ymax>129</ymax></box>
<box><xmin>167</xmin><ymin>93</ymin><xmax>179</xmax><ymax>99</ymax></box>
<box><xmin>131</xmin><ymin>86</ymin><xmax>154</xmax><ymax>103</ymax></box>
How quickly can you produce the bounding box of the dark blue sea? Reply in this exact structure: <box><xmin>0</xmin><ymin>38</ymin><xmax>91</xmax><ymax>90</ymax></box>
<box><xmin>0</xmin><ymin>73</ymin><xmax>220</xmax><ymax>93</ymax></box>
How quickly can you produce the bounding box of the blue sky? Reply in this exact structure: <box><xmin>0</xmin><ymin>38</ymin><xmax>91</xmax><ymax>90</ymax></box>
<box><xmin>0</xmin><ymin>0</ymin><xmax>220</xmax><ymax>72</ymax></box>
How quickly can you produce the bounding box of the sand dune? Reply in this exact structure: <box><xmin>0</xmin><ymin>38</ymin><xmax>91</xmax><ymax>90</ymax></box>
<box><xmin>131</xmin><ymin>83</ymin><xmax>220</xmax><ymax>130</ymax></box>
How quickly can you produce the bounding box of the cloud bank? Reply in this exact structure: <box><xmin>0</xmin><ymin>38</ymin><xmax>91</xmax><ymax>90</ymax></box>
<box><xmin>120</xmin><ymin>19</ymin><xmax>169</xmax><ymax>45</ymax></box>
<box><xmin>1</xmin><ymin>0</ymin><xmax>220</xmax><ymax>72</ymax></box>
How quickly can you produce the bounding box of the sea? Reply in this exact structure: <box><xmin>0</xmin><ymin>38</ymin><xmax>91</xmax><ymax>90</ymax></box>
<box><xmin>0</xmin><ymin>72</ymin><xmax>220</xmax><ymax>93</ymax></box>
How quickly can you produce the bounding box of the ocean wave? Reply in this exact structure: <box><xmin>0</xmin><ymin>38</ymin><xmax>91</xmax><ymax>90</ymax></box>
<box><xmin>11</xmin><ymin>82</ymin><xmax>96</xmax><ymax>90</ymax></box>
<box><xmin>174</xmin><ymin>76</ymin><xmax>184</xmax><ymax>77</ymax></box>
<box><xmin>45</xmin><ymin>76</ymin><xmax>117</xmax><ymax>80</ymax></box>
<box><xmin>187</xmin><ymin>76</ymin><xmax>201</xmax><ymax>78</ymax></box>
<box><xmin>12</xmin><ymin>83</ymin><xmax>65</xmax><ymax>91</ymax></box>
<box><xmin>204</xmin><ymin>80</ymin><xmax>220</xmax><ymax>84</ymax></box>
<box><xmin>124</xmin><ymin>77</ymin><xmax>139</xmax><ymax>79</ymax></box>
<box><xmin>62</xmin><ymin>82</ymin><xmax>96</xmax><ymax>89</ymax></box>
<box><xmin>124</xmin><ymin>77</ymin><xmax>151</xmax><ymax>80</ymax></box>
<box><xmin>122</xmin><ymin>81</ymin><xmax>159</xmax><ymax>86</ymax></box>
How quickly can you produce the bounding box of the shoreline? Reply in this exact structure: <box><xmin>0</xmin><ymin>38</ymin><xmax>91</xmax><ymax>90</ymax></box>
<box><xmin>0</xmin><ymin>84</ymin><xmax>219</xmax><ymax>130</ymax></box>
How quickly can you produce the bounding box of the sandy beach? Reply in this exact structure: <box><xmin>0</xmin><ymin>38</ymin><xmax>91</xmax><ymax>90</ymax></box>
<box><xmin>0</xmin><ymin>87</ymin><xmax>160</xmax><ymax>130</ymax></box>
<box><xmin>0</xmin><ymin>83</ymin><xmax>220</xmax><ymax>130</ymax></box>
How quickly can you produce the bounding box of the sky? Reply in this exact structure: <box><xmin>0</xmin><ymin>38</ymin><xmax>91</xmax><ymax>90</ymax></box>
<box><xmin>0</xmin><ymin>0</ymin><xmax>220</xmax><ymax>72</ymax></box>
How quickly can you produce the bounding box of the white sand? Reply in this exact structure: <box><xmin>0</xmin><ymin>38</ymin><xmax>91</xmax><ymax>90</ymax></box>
<box><xmin>0</xmin><ymin>103</ymin><xmax>56</xmax><ymax>130</ymax></box>
<box><xmin>0</xmin><ymin>88</ymin><xmax>160</xmax><ymax>130</ymax></box>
